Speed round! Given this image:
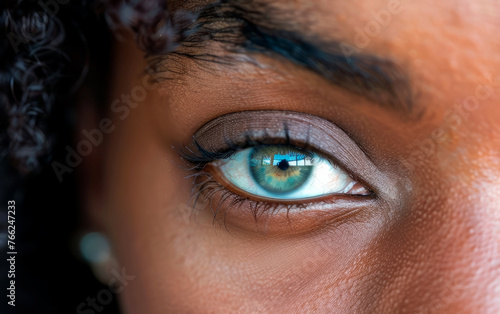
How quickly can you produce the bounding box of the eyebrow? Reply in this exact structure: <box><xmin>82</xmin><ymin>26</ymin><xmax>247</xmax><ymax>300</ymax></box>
<box><xmin>166</xmin><ymin>1</ymin><xmax>414</xmax><ymax>112</ymax></box>
<box><xmin>238</xmin><ymin>21</ymin><xmax>414</xmax><ymax>112</ymax></box>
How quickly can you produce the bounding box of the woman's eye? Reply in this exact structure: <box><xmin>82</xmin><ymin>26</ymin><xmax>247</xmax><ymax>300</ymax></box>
<box><xmin>212</xmin><ymin>145</ymin><xmax>370</xmax><ymax>201</ymax></box>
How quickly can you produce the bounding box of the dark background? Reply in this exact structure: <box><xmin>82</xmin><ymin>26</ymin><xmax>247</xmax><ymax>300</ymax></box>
<box><xmin>1</xmin><ymin>1</ymin><xmax>121</xmax><ymax>313</ymax></box>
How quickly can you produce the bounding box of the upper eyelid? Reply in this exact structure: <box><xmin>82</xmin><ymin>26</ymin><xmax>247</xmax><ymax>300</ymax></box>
<box><xmin>184</xmin><ymin>110</ymin><xmax>400</xmax><ymax>201</ymax></box>
<box><xmin>183</xmin><ymin>110</ymin><xmax>399</xmax><ymax>201</ymax></box>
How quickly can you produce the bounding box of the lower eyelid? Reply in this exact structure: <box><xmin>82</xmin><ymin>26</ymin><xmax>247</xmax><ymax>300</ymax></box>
<box><xmin>190</xmin><ymin>174</ymin><xmax>377</xmax><ymax>235</ymax></box>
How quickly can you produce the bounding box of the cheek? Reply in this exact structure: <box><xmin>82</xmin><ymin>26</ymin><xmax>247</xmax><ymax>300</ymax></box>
<box><xmin>97</xmin><ymin>105</ymin><xmax>190</xmax><ymax>312</ymax></box>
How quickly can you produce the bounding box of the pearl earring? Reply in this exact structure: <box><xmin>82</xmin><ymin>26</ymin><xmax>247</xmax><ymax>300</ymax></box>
<box><xmin>79</xmin><ymin>232</ymin><xmax>118</xmax><ymax>284</ymax></box>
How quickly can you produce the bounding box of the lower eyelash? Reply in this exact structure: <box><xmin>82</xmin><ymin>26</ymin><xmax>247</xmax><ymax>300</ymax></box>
<box><xmin>186</xmin><ymin>167</ymin><xmax>311</xmax><ymax>227</ymax></box>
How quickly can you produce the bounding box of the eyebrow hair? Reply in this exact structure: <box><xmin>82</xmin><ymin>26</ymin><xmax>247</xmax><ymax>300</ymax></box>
<box><xmin>238</xmin><ymin>21</ymin><xmax>414</xmax><ymax>112</ymax></box>
<box><xmin>155</xmin><ymin>1</ymin><xmax>414</xmax><ymax>111</ymax></box>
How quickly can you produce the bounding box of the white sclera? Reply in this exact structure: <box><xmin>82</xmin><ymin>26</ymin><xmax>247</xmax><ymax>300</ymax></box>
<box><xmin>215</xmin><ymin>147</ymin><xmax>358</xmax><ymax>200</ymax></box>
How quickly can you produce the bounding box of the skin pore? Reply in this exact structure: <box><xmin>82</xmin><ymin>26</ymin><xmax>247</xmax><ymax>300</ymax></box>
<box><xmin>82</xmin><ymin>0</ymin><xmax>500</xmax><ymax>312</ymax></box>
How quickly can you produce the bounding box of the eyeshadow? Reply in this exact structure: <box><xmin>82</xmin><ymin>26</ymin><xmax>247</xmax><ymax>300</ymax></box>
<box><xmin>188</xmin><ymin>110</ymin><xmax>397</xmax><ymax>200</ymax></box>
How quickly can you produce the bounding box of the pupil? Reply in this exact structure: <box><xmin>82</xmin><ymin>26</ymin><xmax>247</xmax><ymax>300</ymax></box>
<box><xmin>277</xmin><ymin>159</ymin><xmax>289</xmax><ymax>170</ymax></box>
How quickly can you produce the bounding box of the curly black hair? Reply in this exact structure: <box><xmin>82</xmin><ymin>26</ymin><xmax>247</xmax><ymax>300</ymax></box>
<box><xmin>0</xmin><ymin>0</ymin><xmax>204</xmax><ymax>174</ymax></box>
<box><xmin>0</xmin><ymin>1</ymin><xmax>206</xmax><ymax>312</ymax></box>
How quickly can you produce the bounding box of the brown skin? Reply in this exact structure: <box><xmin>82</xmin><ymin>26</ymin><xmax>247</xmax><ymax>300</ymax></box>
<box><xmin>82</xmin><ymin>0</ymin><xmax>500</xmax><ymax>312</ymax></box>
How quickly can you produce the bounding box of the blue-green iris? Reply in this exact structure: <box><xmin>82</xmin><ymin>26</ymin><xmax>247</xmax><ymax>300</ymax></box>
<box><xmin>249</xmin><ymin>146</ymin><xmax>314</xmax><ymax>194</ymax></box>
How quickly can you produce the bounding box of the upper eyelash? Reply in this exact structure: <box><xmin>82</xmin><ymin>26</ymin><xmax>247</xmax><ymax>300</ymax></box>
<box><xmin>179</xmin><ymin>138</ymin><xmax>238</xmax><ymax>167</ymax></box>
<box><xmin>179</xmin><ymin>123</ymin><xmax>309</xmax><ymax>170</ymax></box>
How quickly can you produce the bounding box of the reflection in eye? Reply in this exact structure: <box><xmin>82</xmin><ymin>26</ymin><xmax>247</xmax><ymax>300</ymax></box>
<box><xmin>214</xmin><ymin>145</ymin><xmax>370</xmax><ymax>200</ymax></box>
